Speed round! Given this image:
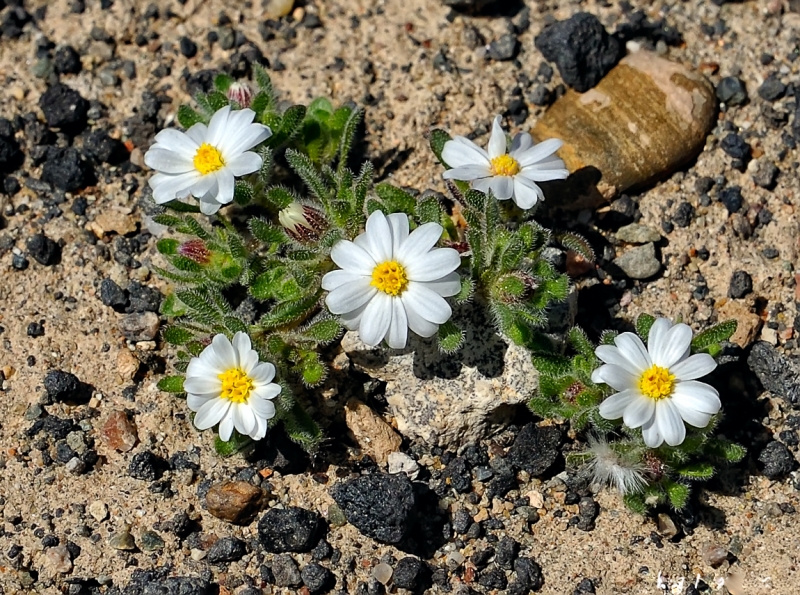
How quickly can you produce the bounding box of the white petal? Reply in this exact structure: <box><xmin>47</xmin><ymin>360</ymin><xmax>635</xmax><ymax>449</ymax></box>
<box><xmin>252</xmin><ymin>382</ymin><xmax>281</xmax><ymax>401</ymax></box>
<box><xmin>184</xmin><ymin>376</ymin><xmax>222</xmax><ymax>394</ymax></box>
<box><xmin>441</xmin><ymin>137</ymin><xmax>490</xmax><ymax>168</ymax></box>
<box><xmin>613</xmin><ymin>333</ymin><xmax>652</xmax><ymax>373</ymax></box>
<box><xmin>622</xmin><ymin>395</ymin><xmax>655</xmax><ymax>428</ymax></box>
<box><xmin>364</xmin><ymin>210</ymin><xmax>393</xmax><ymax>263</ymax></box>
<box><xmin>251</xmin><ymin>416</ymin><xmax>268</xmax><ymax>440</ymax></box>
<box><xmin>488</xmin><ymin>176</ymin><xmax>514</xmax><ymax>200</ymax></box>
<box><xmin>187</xmin><ymin>356</ymin><xmax>221</xmax><ymax>377</ymax></box>
<box><xmin>597</xmin><ymin>389</ymin><xmax>638</xmax><ymax>420</ymax></box>
<box><xmin>647</xmin><ymin>318</ymin><xmax>672</xmax><ymax>364</ymax></box>
<box><xmin>250</xmin><ymin>362</ymin><xmax>276</xmax><ymax>385</ymax></box>
<box><xmin>226</xmin><ymin>152</ymin><xmax>263</xmax><ymax>176</ymax></box>
<box><xmin>325</xmin><ymin>278</ymin><xmax>376</xmax><ymax>315</ymax></box>
<box><xmin>322</xmin><ymin>270</ymin><xmax>366</xmax><ymax>291</ymax></box>
<box><xmin>144</xmin><ymin>148</ymin><xmax>195</xmax><ymax>174</ymax></box>
<box><xmin>194</xmin><ymin>398</ymin><xmax>230</xmax><ymax>430</ymax></box>
<box><xmin>641</xmin><ymin>417</ymin><xmax>663</xmax><ymax>448</ymax></box>
<box><xmin>405</xmin><ymin>303</ymin><xmax>439</xmax><ymax>338</ymax></box>
<box><xmin>218</xmin><ymin>413</ymin><xmax>235</xmax><ymax>441</ymax></box>
<box><xmin>206</xmin><ymin>105</ymin><xmax>231</xmax><ymax>147</ymax></box>
<box><xmin>471</xmin><ymin>177</ymin><xmax>495</xmax><ymax>195</ymax></box>
<box><xmin>233</xmin><ymin>403</ymin><xmax>256</xmax><ymax>436</ymax></box>
<box><xmin>397</xmin><ymin>222</ymin><xmax>444</xmax><ymax>262</ymax></box>
<box><xmin>595</xmin><ymin>345</ymin><xmax>643</xmax><ymax>376</ymax></box>
<box><xmin>671</xmin><ymin>353</ymin><xmax>717</xmax><ymax>381</ymax></box>
<box><xmin>188</xmin><ymin>174</ymin><xmax>217</xmax><ymax>199</ymax></box>
<box><xmin>339</xmin><ymin>301</ymin><xmax>369</xmax><ymax>331</ymax></box>
<box><xmin>330</xmin><ymin>240</ymin><xmax>376</xmax><ymax>275</ymax></box>
<box><xmin>211</xmin><ymin>333</ymin><xmax>238</xmax><ymax>369</ymax></box>
<box><xmin>150</xmin><ymin>171</ymin><xmax>201</xmax><ymax>203</ymax></box>
<box><xmin>421</xmin><ymin>271</ymin><xmax>461</xmax><ymax>297</ymax></box>
<box><xmin>442</xmin><ymin>165</ymin><xmax>494</xmax><ymax>181</ymax></box>
<box><xmin>185</xmin><ymin>122</ymin><xmax>208</xmax><ymax>145</ymax></box>
<box><xmin>214</xmin><ymin>170</ymin><xmax>235</xmax><ymax>205</ymax></box>
<box><xmin>516</xmin><ymin>138</ymin><xmax>563</xmax><ymax>167</ymax></box>
<box><xmin>359</xmin><ymin>292</ymin><xmax>393</xmax><ymax>347</ymax></box>
<box><xmin>672</xmin><ymin>381</ymin><xmax>721</xmax><ymax>414</ymax></box>
<box><xmin>518</xmin><ymin>165</ymin><xmax>569</xmax><ymax>182</ymax></box>
<box><xmin>655</xmin><ymin>399</ymin><xmax>686</xmax><ymax>446</ymax></box>
<box><xmin>511</xmin><ymin>177</ymin><xmax>542</xmax><ymax>209</ymax></box>
<box><xmin>591</xmin><ymin>363</ymin><xmax>637</xmax><ymax>391</ymax></box>
<box><xmin>386</xmin><ymin>296</ymin><xmax>408</xmax><ymax>349</ymax></box>
<box><xmin>233</xmin><ymin>333</ymin><xmax>258</xmax><ymax>374</ymax></box>
<box><xmin>152</xmin><ymin>128</ymin><xmax>199</xmax><ymax>155</ymax></box>
<box><xmin>250</xmin><ymin>396</ymin><xmax>277</xmax><ymax>420</ymax></box>
<box><xmin>487</xmin><ymin>115</ymin><xmax>507</xmax><ymax>159</ymax></box>
<box><xmin>653</xmin><ymin>323</ymin><xmax>693</xmax><ymax>368</ymax></box>
<box><xmin>509</xmin><ymin>132</ymin><xmax>533</xmax><ymax>155</ymax></box>
<box><xmin>671</xmin><ymin>401</ymin><xmax>712</xmax><ymax>429</ymax></box>
<box><xmin>402</xmin><ymin>283</ymin><xmax>452</xmax><ymax>325</ymax></box>
<box><xmin>405</xmin><ymin>247</ymin><xmax>461</xmax><ymax>282</ymax></box>
<box><xmin>387</xmin><ymin>212</ymin><xmax>409</xmax><ymax>256</ymax></box>
<box><xmin>187</xmin><ymin>392</ymin><xmax>216</xmax><ymax>411</ymax></box>
<box><xmin>199</xmin><ymin>195</ymin><xmax>221</xmax><ymax>215</ymax></box>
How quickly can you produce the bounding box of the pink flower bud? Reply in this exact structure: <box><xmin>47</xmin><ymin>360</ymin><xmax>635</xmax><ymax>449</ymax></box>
<box><xmin>178</xmin><ymin>239</ymin><xmax>211</xmax><ymax>264</ymax></box>
<box><xmin>226</xmin><ymin>82</ymin><xmax>254</xmax><ymax>109</ymax></box>
<box><xmin>278</xmin><ymin>203</ymin><xmax>327</xmax><ymax>244</ymax></box>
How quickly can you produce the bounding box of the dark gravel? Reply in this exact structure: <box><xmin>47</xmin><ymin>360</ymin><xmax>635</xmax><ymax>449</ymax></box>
<box><xmin>716</xmin><ymin>76</ymin><xmax>747</xmax><ymax>106</ymax></box>
<box><xmin>43</xmin><ymin>370</ymin><xmax>86</xmax><ymax>403</ymax></box>
<box><xmin>258</xmin><ymin>506</ymin><xmax>323</xmax><ymax>553</ymax></box>
<box><xmin>758</xmin><ymin>441</ymin><xmax>795</xmax><ymax>478</ymax></box>
<box><xmin>206</xmin><ymin>536</ymin><xmax>247</xmax><ymax>563</ymax></box>
<box><xmin>300</xmin><ymin>562</ymin><xmax>335</xmax><ymax>593</ymax></box>
<box><xmin>746</xmin><ymin>342</ymin><xmax>800</xmax><ymax>409</ymax></box>
<box><xmin>508</xmin><ymin>423</ymin><xmax>562</xmax><ymax>476</ymax></box>
<box><xmin>728</xmin><ymin>270</ymin><xmax>753</xmax><ymax>299</ymax></box>
<box><xmin>41</xmin><ymin>147</ymin><xmax>93</xmax><ymax>192</ymax></box>
<box><xmin>38</xmin><ymin>83</ymin><xmax>89</xmax><ymax>132</ymax></box>
<box><xmin>26</xmin><ymin>233</ymin><xmax>61</xmax><ymax>266</ymax></box>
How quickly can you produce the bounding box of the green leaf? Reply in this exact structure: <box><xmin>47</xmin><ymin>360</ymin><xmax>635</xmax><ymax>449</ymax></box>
<box><xmin>161</xmin><ymin>293</ymin><xmax>188</xmax><ymax>317</ymax></box>
<box><xmin>337</xmin><ymin>107</ymin><xmax>363</xmax><ymax>175</ymax></box>
<box><xmin>177</xmin><ymin>104</ymin><xmax>205</xmax><ymax>128</ymax></box>
<box><xmin>253</xmin><ymin>64</ymin><xmax>275</xmax><ymax>97</ymax></box>
<box><xmin>207</xmin><ymin>91</ymin><xmax>229</xmax><ymax>111</ymax></box>
<box><xmin>286</xmin><ymin>149</ymin><xmax>331</xmax><ymax>205</ymax></box>
<box><xmin>303</xmin><ymin>319</ymin><xmax>343</xmax><ymax>344</ymax></box>
<box><xmin>415</xmin><ymin>195</ymin><xmax>442</xmax><ymax>225</ymax></box>
<box><xmin>454</xmin><ymin>277</ymin><xmax>473</xmax><ymax>303</ymax></box>
<box><xmin>258</xmin><ymin>293</ymin><xmax>320</xmax><ymax>330</ymax></box>
<box><xmin>675</xmin><ymin>462</ymin><xmax>715</xmax><ymax>480</ymax></box>
<box><xmin>691</xmin><ymin>320</ymin><xmax>738</xmax><ymax>353</ymax></box>
<box><xmin>251</xmin><ymin>266</ymin><xmax>289</xmax><ymax>300</ymax></box>
<box><xmin>214</xmin><ymin>430</ymin><xmax>253</xmax><ymax>456</ymax></box>
<box><xmin>299</xmin><ymin>354</ymin><xmax>326</xmax><ymax>387</ymax></box>
<box><xmin>375</xmin><ymin>183</ymin><xmax>416</xmax><ymax>216</ymax></box>
<box><xmin>664</xmin><ymin>480</ymin><xmax>690</xmax><ymax>510</ymax></box>
<box><xmin>599</xmin><ymin>330</ymin><xmax>618</xmax><ymax>345</ymax></box>
<box><xmin>163</xmin><ymin>326</ymin><xmax>195</xmax><ymax>345</ymax></box>
<box><xmin>152</xmin><ymin>214</ymin><xmax>183</xmax><ymax>228</ymax></box>
<box><xmin>250</xmin><ymin>218</ymin><xmax>288</xmax><ymax>246</ymax></box>
<box><xmin>709</xmin><ymin>439</ymin><xmax>746</xmax><ymax>463</ymax></box>
<box><xmin>156</xmin><ymin>238</ymin><xmax>180</xmax><ymax>255</ymax></box>
<box><xmin>279</xmin><ymin>394</ymin><xmax>323</xmax><ymax>452</ymax></box>
<box><xmin>270</xmin><ymin>105</ymin><xmax>307</xmax><ymax>147</ymax></box>
<box><xmin>437</xmin><ymin>320</ymin><xmax>464</xmax><ymax>354</ymax></box>
<box><xmin>176</xmin><ymin>290</ymin><xmax>222</xmax><ymax>324</ymax></box>
<box><xmin>157</xmin><ymin>375</ymin><xmax>185</xmax><ymax>393</ymax></box>
<box><xmin>223</xmin><ymin>316</ymin><xmax>248</xmax><ymax>334</ymax></box>
<box><xmin>623</xmin><ymin>492</ymin><xmax>648</xmax><ymax>515</ymax></box>
<box><xmin>234</xmin><ymin>180</ymin><xmax>255</xmax><ymax>205</ymax></box>
<box><xmin>531</xmin><ymin>353</ymin><xmax>572</xmax><ymax>377</ymax></box>
<box><xmin>214</xmin><ymin>73</ymin><xmax>234</xmax><ymax>93</ymax></box>
<box><xmin>162</xmin><ymin>200</ymin><xmax>201</xmax><ymax>213</ymax></box>
<box><xmin>557</xmin><ymin>231</ymin><xmax>595</xmax><ymax>263</ymax></box>
<box><xmin>567</xmin><ymin>327</ymin><xmax>595</xmax><ymax>359</ymax></box>
<box><xmin>308</xmin><ymin>96</ymin><xmax>334</xmax><ymax>118</ymax></box>
<box><xmin>170</xmin><ymin>256</ymin><xmax>204</xmax><ymax>274</ymax></box>
<box><xmin>429</xmin><ymin>129</ymin><xmax>452</xmax><ymax>165</ymax></box>
<box><xmin>227</xmin><ymin>231</ymin><xmax>247</xmax><ymax>260</ymax></box>
<box><xmin>636</xmin><ymin>313</ymin><xmax>656</xmax><ymax>342</ymax></box>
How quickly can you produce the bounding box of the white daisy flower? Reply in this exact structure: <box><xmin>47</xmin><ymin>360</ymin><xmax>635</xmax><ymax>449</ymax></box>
<box><xmin>144</xmin><ymin>105</ymin><xmax>271</xmax><ymax>216</ymax></box>
<box><xmin>184</xmin><ymin>332</ymin><xmax>281</xmax><ymax>441</ymax></box>
<box><xmin>322</xmin><ymin>210</ymin><xmax>461</xmax><ymax>349</ymax></box>
<box><xmin>441</xmin><ymin>115</ymin><xmax>569</xmax><ymax>209</ymax></box>
<box><xmin>592</xmin><ymin>318</ymin><xmax>721</xmax><ymax>448</ymax></box>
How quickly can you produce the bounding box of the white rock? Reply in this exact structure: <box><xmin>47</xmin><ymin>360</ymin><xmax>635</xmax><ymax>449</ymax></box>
<box><xmin>387</xmin><ymin>452</ymin><xmax>420</xmax><ymax>480</ymax></box>
<box><xmin>88</xmin><ymin>500</ymin><xmax>108</xmax><ymax>522</ymax></box>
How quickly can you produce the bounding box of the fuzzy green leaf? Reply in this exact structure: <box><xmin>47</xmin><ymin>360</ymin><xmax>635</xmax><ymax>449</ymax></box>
<box><xmin>279</xmin><ymin>395</ymin><xmax>323</xmax><ymax>452</ymax></box>
<box><xmin>692</xmin><ymin>320</ymin><xmax>738</xmax><ymax>352</ymax></box>
<box><xmin>415</xmin><ymin>195</ymin><xmax>442</xmax><ymax>225</ymax></box>
<box><xmin>160</xmin><ymin>293</ymin><xmax>188</xmax><ymax>317</ymax></box>
<box><xmin>303</xmin><ymin>319</ymin><xmax>343</xmax><ymax>344</ymax></box>
<box><xmin>206</xmin><ymin>91</ymin><xmax>229</xmax><ymax>112</ymax></box>
<box><xmin>162</xmin><ymin>200</ymin><xmax>201</xmax><ymax>213</ymax></box>
<box><xmin>636</xmin><ymin>313</ymin><xmax>657</xmax><ymax>342</ymax></box>
<box><xmin>711</xmin><ymin>440</ymin><xmax>746</xmax><ymax>463</ymax></box>
<box><xmin>214</xmin><ymin>430</ymin><xmax>253</xmax><ymax>456</ymax></box>
<box><xmin>336</xmin><ymin>107</ymin><xmax>363</xmax><ymax>174</ymax></box>
<box><xmin>664</xmin><ymin>480</ymin><xmax>690</xmax><ymax>510</ymax></box>
<box><xmin>675</xmin><ymin>462</ymin><xmax>715</xmax><ymax>480</ymax></box>
<box><xmin>163</xmin><ymin>326</ymin><xmax>195</xmax><ymax>345</ymax></box>
<box><xmin>430</xmin><ymin>129</ymin><xmax>452</xmax><ymax>165</ymax></box>
<box><xmin>375</xmin><ymin>183</ymin><xmax>416</xmax><ymax>216</ymax></box>
<box><xmin>253</xmin><ymin>64</ymin><xmax>275</xmax><ymax>96</ymax></box>
<box><xmin>170</xmin><ymin>256</ymin><xmax>204</xmax><ymax>274</ymax></box>
<box><xmin>258</xmin><ymin>293</ymin><xmax>320</xmax><ymax>330</ymax></box>
<box><xmin>270</xmin><ymin>105</ymin><xmax>307</xmax><ymax>147</ymax></box>
<box><xmin>157</xmin><ymin>238</ymin><xmax>180</xmax><ymax>255</ymax></box>
<box><xmin>152</xmin><ymin>214</ymin><xmax>183</xmax><ymax>228</ymax></box>
<box><xmin>233</xmin><ymin>180</ymin><xmax>255</xmax><ymax>205</ymax></box>
<box><xmin>176</xmin><ymin>290</ymin><xmax>222</xmax><ymax>324</ymax></box>
<box><xmin>438</xmin><ymin>320</ymin><xmax>464</xmax><ymax>354</ymax></box>
<box><xmin>567</xmin><ymin>327</ymin><xmax>595</xmax><ymax>359</ymax></box>
<box><xmin>250</xmin><ymin>218</ymin><xmax>288</xmax><ymax>246</ymax></box>
<box><xmin>286</xmin><ymin>149</ymin><xmax>331</xmax><ymax>205</ymax></box>
<box><xmin>157</xmin><ymin>375</ymin><xmax>185</xmax><ymax>393</ymax></box>
<box><xmin>623</xmin><ymin>492</ymin><xmax>648</xmax><ymax>515</ymax></box>
<box><xmin>177</xmin><ymin>104</ymin><xmax>205</xmax><ymax>128</ymax></box>
<box><xmin>557</xmin><ymin>231</ymin><xmax>595</xmax><ymax>263</ymax></box>
<box><xmin>214</xmin><ymin>73</ymin><xmax>234</xmax><ymax>92</ymax></box>
<box><xmin>531</xmin><ymin>353</ymin><xmax>572</xmax><ymax>378</ymax></box>
<box><xmin>455</xmin><ymin>277</ymin><xmax>473</xmax><ymax>303</ymax></box>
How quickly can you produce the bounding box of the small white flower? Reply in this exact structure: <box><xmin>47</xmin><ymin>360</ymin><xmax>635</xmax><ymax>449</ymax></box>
<box><xmin>586</xmin><ymin>435</ymin><xmax>647</xmax><ymax>495</ymax></box>
<box><xmin>145</xmin><ymin>105</ymin><xmax>271</xmax><ymax>215</ymax></box>
<box><xmin>184</xmin><ymin>332</ymin><xmax>280</xmax><ymax>441</ymax></box>
<box><xmin>441</xmin><ymin>115</ymin><xmax>569</xmax><ymax>209</ymax></box>
<box><xmin>592</xmin><ymin>318</ymin><xmax>722</xmax><ymax>448</ymax></box>
<box><xmin>322</xmin><ymin>210</ymin><xmax>461</xmax><ymax>349</ymax></box>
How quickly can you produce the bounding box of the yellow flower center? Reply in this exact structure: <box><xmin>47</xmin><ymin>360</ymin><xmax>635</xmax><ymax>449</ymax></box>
<box><xmin>371</xmin><ymin>260</ymin><xmax>408</xmax><ymax>296</ymax></box>
<box><xmin>218</xmin><ymin>368</ymin><xmax>254</xmax><ymax>404</ymax></box>
<box><xmin>638</xmin><ymin>365</ymin><xmax>675</xmax><ymax>400</ymax></box>
<box><xmin>490</xmin><ymin>154</ymin><xmax>521</xmax><ymax>177</ymax></box>
<box><xmin>193</xmin><ymin>143</ymin><xmax>225</xmax><ymax>175</ymax></box>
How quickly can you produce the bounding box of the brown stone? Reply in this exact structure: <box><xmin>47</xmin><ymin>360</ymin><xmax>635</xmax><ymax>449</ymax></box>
<box><xmin>702</xmin><ymin>543</ymin><xmax>729</xmax><ymax>567</ymax></box>
<box><xmin>344</xmin><ymin>398</ymin><xmax>402</xmax><ymax>465</ymax></box>
<box><xmin>116</xmin><ymin>349</ymin><xmax>140</xmax><ymax>383</ymax></box>
<box><xmin>717</xmin><ymin>300</ymin><xmax>763</xmax><ymax>348</ymax></box>
<box><xmin>118</xmin><ymin>311</ymin><xmax>160</xmax><ymax>341</ymax></box>
<box><xmin>533</xmin><ymin>51</ymin><xmax>717</xmax><ymax>208</ymax></box>
<box><xmin>101</xmin><ymin>411</ymin><xmax>138</xmax><ymax>452</ymax></box>
<box><xmin>205</xmin><ymin>481</ymin><xmax>265</xmax><ymax>524</ymax></box>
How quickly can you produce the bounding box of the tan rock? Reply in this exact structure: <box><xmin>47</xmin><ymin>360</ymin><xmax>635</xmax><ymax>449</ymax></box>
<box><xmin>102</xmin><ymin>411</ymin><xmax>138</xmax><ymax>453</ymax></box>
<box><xmin>205</xmin><ymin>481</ymin><xmax>265</xmax><ymax>524</ymax></box>
<box><xmin>533</xmin><ymin>51</ymin><xmax>717</xmax><ymax>208</ymax></box>
<box><xmin>89</xmin><ymin>207</ymin><xmax>138</xmax><ymax>238</ymax></box>
<box><xmin>717</xmin><ymin>300</ymin><xmax>763</xmax><ymax>348</ymax></box>
<box><xmin>116</xmin><ymin>349</ymin><xmax>140</xmax><ymax>383</ymax></box>
<box><xmin>344</xmin><ymin>398</ymin><xmax>402</xmax><ymax>466</ymax></box>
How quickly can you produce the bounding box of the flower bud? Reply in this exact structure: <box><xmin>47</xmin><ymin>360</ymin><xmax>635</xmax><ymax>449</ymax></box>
<box><xmin>278</xmin><ymin>202</ymin><xmax>327</xmax><ymax>244</ymax></box>
<box><xmin>226</xmin><ymin>82</ymin><xmax>254</xmax><ymax>109</ymax></box>
<box><xmin>178</xmin><ymin>239</ymin><xmax>211</xmax><ymax>264</ymax></box>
